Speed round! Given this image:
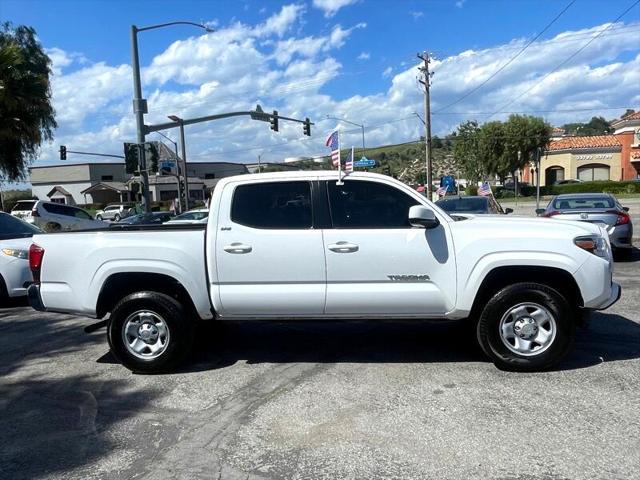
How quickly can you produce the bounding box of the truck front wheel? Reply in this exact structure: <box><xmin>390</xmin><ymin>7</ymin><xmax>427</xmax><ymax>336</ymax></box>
<box><xmin>477</xmin><ymin>283</ymin><xmax>575</xmax><ymax>372</ymax></box>
<box><xmin>107</xmin><ymin>291</ymin><xmax>194</xmax><ymax>373</ymax></box>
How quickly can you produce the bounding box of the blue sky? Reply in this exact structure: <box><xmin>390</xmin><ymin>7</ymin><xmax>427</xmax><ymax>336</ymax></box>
<box><xmin>2</xmin><ymin>0</ymin><xmax>639</xmax><ymax>174</ymax></box>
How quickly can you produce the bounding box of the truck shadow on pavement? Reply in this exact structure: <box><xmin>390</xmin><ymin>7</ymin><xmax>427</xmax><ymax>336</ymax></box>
<box><xmin>0</xmin><ymin>374</ymin><xmax>162</xmax><ymax>480</ymax></box>
<box><xmin>183</xmin><ymin>311</ymin><xmax>640</xmax><ymax>373</ymax></box>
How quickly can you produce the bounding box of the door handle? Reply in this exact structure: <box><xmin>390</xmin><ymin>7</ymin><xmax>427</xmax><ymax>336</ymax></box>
<box><xmin>328</xmin><ymin>241</ymin><xmax>359</xmax><ymax>253</ymax></box>
<box><xmin>223</xmin><ymin>243</ymin><xmax>252</xmax><ymax>254</ymax></box>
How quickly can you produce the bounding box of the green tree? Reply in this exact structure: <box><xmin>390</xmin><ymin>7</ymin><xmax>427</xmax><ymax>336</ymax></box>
<box><xmin>502</xmin><ymin>114</ymin><xmax>551</xmax><ymax>183</ymax></box>
<box><xmin>562</xmin><ymin>116</ymin><xmax>612</xmax><ymax>136</ymax></box>
<box><xmin>0</xmin><ymin>23</ymin><xmax>56</xmax><ymax>181</ymax></box>
<box><xmin>453</xmin><ymin>120</ymin><xmax>484</xmax><ymax>184</ymax></box>
<box><xmin>478</xmin><ymin>121</ymin><xmax>508</xmax><ymax>181</ymax></box>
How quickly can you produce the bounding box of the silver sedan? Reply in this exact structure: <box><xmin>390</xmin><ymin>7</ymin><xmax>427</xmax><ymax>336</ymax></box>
<box><xmin>537</xmin><ymin>193</ymin><xmax>633</xmax><ymax>255</ymax></box>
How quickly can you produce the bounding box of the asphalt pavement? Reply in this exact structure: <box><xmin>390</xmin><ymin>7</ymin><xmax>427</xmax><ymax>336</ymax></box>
<box><xmin>1</xmin><ymin>250</ymin><xmax>639</xmax><ymax>480</ymax></box>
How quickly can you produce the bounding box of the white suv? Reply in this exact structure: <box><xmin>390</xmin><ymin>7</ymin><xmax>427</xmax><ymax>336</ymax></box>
<box><xmin>95</xmin><ymin>204</ymin><xmax>133</xmax><ymax>222</ymax></box>
<box><xmin>10</xmin><ymin>199</ymin><xmax>38</xmax><ymax>223</ymax></box>
<box><xmin>30</xmin><ymin>201</ymin><xmax>105</xmax><ymax>232</ymax></box>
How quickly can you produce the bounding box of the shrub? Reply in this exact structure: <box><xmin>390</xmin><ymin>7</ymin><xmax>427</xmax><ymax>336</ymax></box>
<box><xmin>465</xmin><ymin>185</ymin><xmax>478</xmax><ymax>196</ymax></box>
<box><xmin>548</xmin><ymin>180</ymin><xmax>640</xmax><ymax>195</ymax></box>
<box><xmin>496</xmin><ymin>189</ymin><xmax>515</xmax><ymax>199</ymax></box>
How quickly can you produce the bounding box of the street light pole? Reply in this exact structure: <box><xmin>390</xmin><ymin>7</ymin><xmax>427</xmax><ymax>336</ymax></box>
<box><xmin>168</xmin><ymin>115</ymin><xmax>189</xmax><ymax>210</ymax></box>
<box><xmin>130</xmin><ymin>21</ymin><xmax>213</xmax><ymax>213</ymax></box>
<box><xmin>130</xmin><ymin>26</ymin><xmax>151</xmax><ymax>212</ymax></box>
<box><xmin>326</xmin><ymin>116</ymin><xmax>365</xmax><ymax>156</ymax></box>
<box><xmin>155</xmin><ymin>130</ymin><xmax>182</xmax><ymax>213</ymax></box>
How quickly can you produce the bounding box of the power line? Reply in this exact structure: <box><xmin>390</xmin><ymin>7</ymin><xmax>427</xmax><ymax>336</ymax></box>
<box><xmin>434</xmin><ymin>0</ymin><xmax>576</xmax><ymax>113</ymax></box>
<box><xmin>487</xmin><ymin>0</ymin><xmax>640</xmax><ymax>119</ymax></box>
<box><xmin>433</xmin><ymin>106</ymin><xmax>638</xmax><ymax>115</ymax></box>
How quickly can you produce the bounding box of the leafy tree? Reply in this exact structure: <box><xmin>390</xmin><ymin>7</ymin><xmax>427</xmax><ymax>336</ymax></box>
<box><xmin>0</xmin><ymin>23</ymin><xmax>56</xmax><ymax>181</ymax></box>
<box><xmin>562</xmin><ymin>116</ymin><xmax>612</xmax><ymax>136</ymax></box>
<box><xmin>478</xmin><ymin>121</ymin><xmax>508</xmax><ymax>181</ymax></box>
<box><xmin>502</xmin><ymin>114</ymin><xmax>551</xmax><ymax>183</ymax></box>
<box><xmin>453</xmin><ymin>120</ymin><xmax>483</xmax><ymax>184</ymax></box>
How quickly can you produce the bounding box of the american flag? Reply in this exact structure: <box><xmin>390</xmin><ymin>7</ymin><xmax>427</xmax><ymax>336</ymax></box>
<box><xmin>325</xmin><ymin>130</ymin><xmax>340</xmax><ymax>168</ymax></box>
<box><xmin>478</xmin><ymin>182</ymin><xmax>492</xmax><ymax>196</ymax></box>
<box><xmin>345</xmin><ymin>146</ymin><xmax>354</xmax><ymax>172</ymax></box>
<box><xmin>436</xmin><ymin>184</ymin><xmax>449</xmax><ymax>197</ymax></box>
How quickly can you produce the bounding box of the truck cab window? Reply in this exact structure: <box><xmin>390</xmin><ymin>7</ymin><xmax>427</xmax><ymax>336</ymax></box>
<box><xmin>231</xmin><ymin>181</ymin><xmax>312</xmax><ymax>229</ymax></box>
<box><xmin>327</xmin><ymin>180</ymin><xmax>419</xmax><ymax>228</ymax></box>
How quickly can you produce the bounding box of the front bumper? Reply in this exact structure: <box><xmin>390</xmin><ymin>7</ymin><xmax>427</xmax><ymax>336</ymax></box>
<box><xmin>27</xmin><ymin>284</ymin><xmax>46</xmax><ymax>311</ymax></box>
<box><xmin>592</xmin><ymin>281</ymin><xmax>621</xmax><ymax>311</ymax></box>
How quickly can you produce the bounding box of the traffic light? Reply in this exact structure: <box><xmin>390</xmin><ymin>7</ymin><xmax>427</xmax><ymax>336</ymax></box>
<box><xmin>124</xmin><ymin>143</ymin><xmax>139</xmax><ymax>174</ymax></box>
<box><xmin>59</xmin><ymin>145</ymin><xmax>66</xmax><ymax>160</ymax></box>
<box><xmin>303</xmin><ymin>118</ymin><xmax>311</xmax><ymax>136</ymax></box>
<box><xmin>270</xmin><ymin>110</ymin><xmax>279</xmax><ymax>132</ymax></box>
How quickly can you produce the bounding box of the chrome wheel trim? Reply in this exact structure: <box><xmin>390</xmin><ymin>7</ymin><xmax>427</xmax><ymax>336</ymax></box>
<box><xmin>122</xmin><ymin>310</ymin><xmax>170</xmax><ymax>361</ymax></box>
<box><xmin>499</xmin><ymin>302</ymin><xmax>557</xmax><ymax>357</ymax></box>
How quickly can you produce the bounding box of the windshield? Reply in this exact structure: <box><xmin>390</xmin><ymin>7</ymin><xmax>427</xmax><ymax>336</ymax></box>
<box><xmin>552</xmin><ymin>196</ymin><xmax>615</xmax><ymax>210</ymax></box>
<box><xmin>0</xmin><ymin>212</ymin><xmax>41</xmax><ymax>239</ymax></box>
<box><xmin>436</xmin><ymin>197</ymin><xmax>488</xmax><ymax>214</ymax></box>
<box><xmin>11</xmin><ymin>200</ymin><xmax>35</xmax><ymax>211</ymax></box>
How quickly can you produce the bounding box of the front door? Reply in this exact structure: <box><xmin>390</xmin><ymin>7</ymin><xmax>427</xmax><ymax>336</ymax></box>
<box><xmin>214</xmin><ymin>179</ymin><xmax>326</xmax><ymax>317</ymax></box>
<box><xmin>322</xmin><ymin>178</ymin><xmax>457</xmax><ymax>316</ymax></box>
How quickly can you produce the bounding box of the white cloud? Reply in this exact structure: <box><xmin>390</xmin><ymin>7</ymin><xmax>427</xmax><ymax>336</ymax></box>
<box><xmin>312</xmin><ymin>0</ymin><xmax>359</xmax><ymax>18</ymax></box>
<box><xmin>410</xmin><ymin>11</ymin><xmax>424</xmax><ymax>20</ymax></box>
<box><xmin>382</xmin><ymin>66</ymin><xmax>393</xmax><ymax>77</ymax></box>
<box><xmin>254</xmin><ymin>4</ymin><xmax>305</xmax><ymax>37</ymax></box>
<box><xmin>36</xmin><ymin>21</ymin><xmax>640</xmax><ymax>169</ymax></box>
<box><xmin>272</xmin><ymin>22</ymin><xmax>366</xmax><ymax>65</ymax></box>
<box><xmin>455</xmin><ymin>0</ymin><xmax>466</xmax><ymax>8</ymax></box>
<box><xmin>357</xmin><ymin>52</ymin><xmax>370</xmax><ymax>60</ymax></box>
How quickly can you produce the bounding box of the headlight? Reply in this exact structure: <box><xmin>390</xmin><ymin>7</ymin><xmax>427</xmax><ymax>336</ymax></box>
<box><xmin>2</xmin><ymin>248</ymin><xmax>29</xmax><ymax>259</ymax></box>
<box><xmin>574</xmin><ymin>235</ymin><xmax>609</xmax><ymax>259</ymax></box>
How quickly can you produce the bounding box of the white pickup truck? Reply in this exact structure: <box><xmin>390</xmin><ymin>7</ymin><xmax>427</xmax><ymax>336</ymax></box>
<box><xmin>27</xmin><ymin>171</ymin><xmax>620</xmax><ymax>373</ymax></box>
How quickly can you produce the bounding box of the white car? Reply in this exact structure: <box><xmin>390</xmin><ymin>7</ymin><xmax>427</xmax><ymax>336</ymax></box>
<box><xmin>166</xmin><ymin>208</ymin><xmax>209</xmax><ymax>224</ymax></box>
<box><xmin>0</xmin><ymin>213</ymin><xmax>40</xmax><ymax>302</ymax></box>
<box><xmin>95</xmin><ymin>203</ymin><xmax>134</xmax><ymax>222</ymax></box>
<box><xmin>30</xmin><ymin>201</ymin><xmax>105</xmax><ymax>232</ymax></box>
<box><xmin>10</xmin><ymin>199</ymin><xmax>38</xmax><ymax>223</ymax></box>
<box><xmin>28</xmin><ymin>171</ymin><xmax>619</xmax><ymax>373</ymax></box>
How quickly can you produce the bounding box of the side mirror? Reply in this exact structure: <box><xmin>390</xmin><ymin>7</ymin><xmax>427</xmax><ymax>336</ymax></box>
<box><xmin>505</xmin><ymin>208</ymin><xmax>513</xmax><ymax>214</ymax></box>
<box><xmin>623</xmin><ymin>206</ymin><xmax>630</xmax><ymax>212</ymax></box>
<box><xmin>409</xmin><ymin>205</ymin><xmax>440</xmax><ymax>229</ymax></box>
<box><xmin>535</xmin><ymin>208</ymin><xmax>546</xmax><ymax>216</ymax></box>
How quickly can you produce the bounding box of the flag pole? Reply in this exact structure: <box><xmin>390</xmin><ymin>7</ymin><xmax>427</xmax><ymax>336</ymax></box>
<box><xmin>337</xmin><ymin>127</ymin><xmax>343</xmax><ymax>185</ymax></box>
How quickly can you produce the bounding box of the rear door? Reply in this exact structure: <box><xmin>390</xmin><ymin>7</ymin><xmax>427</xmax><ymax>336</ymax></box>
<box><xmin>213</xmin><ymin>179</ymin><xmax>326</xmax><ymax>316</ymax></box>
<box><xmin>322</xmin><ymin>178</ymin><xmax>457</xmax><ymax>316</ymax></box>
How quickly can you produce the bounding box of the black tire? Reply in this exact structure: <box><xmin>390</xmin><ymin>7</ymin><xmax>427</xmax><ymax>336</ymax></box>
<box><xmin>0</xmin><ymin>275</ymin><xmax>8</xmax><ymax>306</ymax></box>
<box><xmin>107</xmin><ymin>291</ymin><xmax>195</xmax><ymax>373</ymax></box>
<box><xmin>114</xmin><ymin>213</ymin><xmax>121</xmax><ymax>222</ymax></box>
<box><xmin>477</xmin><ymin>282</ymin><xmax>575</xmax><ymax>372</ymax></box>
<box><xmin>96</xmin><ymin>214</ymin><xmax>103</xmax><ymax>221</ymax></box>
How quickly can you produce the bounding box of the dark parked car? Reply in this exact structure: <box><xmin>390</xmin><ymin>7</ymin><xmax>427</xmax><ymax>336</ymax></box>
<box><xmin>435</xmin><ymin>196</ymin><xmax>513</xmax><ymax>215</ymax></box>
<box><xmin>113</xmin><ymin>212</ymin><xmax>175</xmax><ymax>226</ymax></box>
<box><xmin>554</xmin><ymin>179</ymin><xmax>582</xmax><ymax>185</ymax></box>
<box><xmin>503</xmin><ymin>181</ymin><xmax>530</xmax><ymax>191</ymax></box>
<box><xmin>536</xmin><ymin>193</ymin><xmax>633</xmax><ymax>256</ymax></box>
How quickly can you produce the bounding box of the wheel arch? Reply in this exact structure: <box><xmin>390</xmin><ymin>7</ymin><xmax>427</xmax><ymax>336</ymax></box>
<box><xmin>468</xmin><ymin>265</ymin><xmax>583</xmax><ymax>320</ymax></box>
<box><xmin>96</xmin><ymin>272</ymin><xmax>202</xmax><ymax>320</ymax></box>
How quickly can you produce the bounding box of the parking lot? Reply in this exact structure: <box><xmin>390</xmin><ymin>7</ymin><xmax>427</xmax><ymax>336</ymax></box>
<box><xmin>0</xmin><ymin>249</ymin><xmax>639</xmax><ymax>480</ymax></box>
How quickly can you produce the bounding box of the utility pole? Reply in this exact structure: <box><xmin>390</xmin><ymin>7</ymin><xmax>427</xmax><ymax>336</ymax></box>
<box><xmin>258</xmin><ymin>154</ymin><xmax>262</xmax><ymax>173</ymax></box>
<box><xmin>418</xmin><ymin>52</ymin><xmax>433</xmax><ymax>200</ymax></box>
<box><xmin>130</xmin><ymin>26</ymin><xmax>152</xmax><ymax>213</ymax></box>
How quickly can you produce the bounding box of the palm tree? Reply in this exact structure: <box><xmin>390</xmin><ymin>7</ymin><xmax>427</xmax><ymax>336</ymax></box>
<box><xmin>0</xmin><ymin>23</ymin><xmax>57</xmax><ymax>181</ymax></box>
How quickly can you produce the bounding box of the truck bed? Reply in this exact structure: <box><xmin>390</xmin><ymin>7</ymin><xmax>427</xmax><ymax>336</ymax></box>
<box><xmin>32</xmin><ymin>226</ymin><xmax>211</xmax><ymax>319</ymax></box>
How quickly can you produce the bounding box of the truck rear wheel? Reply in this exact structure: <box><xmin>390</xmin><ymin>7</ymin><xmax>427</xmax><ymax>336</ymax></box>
<box><xmin>477</xmin><ymin>283</ymin><xmax>575</xmax><ymax>372</ymax></box>
<box><xmin>107</xmin><ymin>291</ymin><xmax>194</xmax><ymax>373</ymax></box>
